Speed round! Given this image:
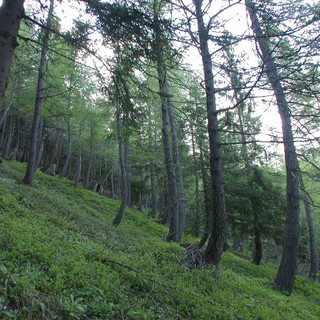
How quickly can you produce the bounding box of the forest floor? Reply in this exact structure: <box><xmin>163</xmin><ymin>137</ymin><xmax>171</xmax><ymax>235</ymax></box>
<box><xmin>0</xmin><ymin>161</ymin><xmax>320</xmax><ymax>320</ymax></box>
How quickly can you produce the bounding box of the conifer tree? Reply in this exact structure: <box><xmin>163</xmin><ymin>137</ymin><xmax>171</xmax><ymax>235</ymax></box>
<box><xmin>23</xmin><ymin>0</ymin><xmax>55</xmax><ymax>184</ymax></box>
<box><xmin>0</xmin><ymin>0</ymin><xmax>25</xmax><ymax>124</ymax></box>
<box><xmin>246</xmin><ymin>0</ymin><xmax>300</xmax><ymax>294</ymax></box>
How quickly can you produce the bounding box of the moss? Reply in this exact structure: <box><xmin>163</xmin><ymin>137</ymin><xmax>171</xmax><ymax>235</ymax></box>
<box><xmin>0</xmin><ymin>160</ymin><xmax>320</xmax><ymax>319</ymax></box>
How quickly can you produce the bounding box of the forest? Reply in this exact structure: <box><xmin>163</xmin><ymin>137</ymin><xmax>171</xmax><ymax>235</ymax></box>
<box><xmin>0</xmin><ymin>0</ymin><xmax>320</xmax><ymax>318</ymax></box>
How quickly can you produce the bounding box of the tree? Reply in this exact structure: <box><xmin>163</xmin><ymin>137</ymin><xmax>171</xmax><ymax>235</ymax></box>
<box><xmin>192</xmin><ymin>0</ymin><xmax>227</xmax><ymax>265</ymax></box>
<box><xmin>152</xmin><ymin>0</ymin><xmax>186</xmax><ymax>242</ymax></box>
<box><xmin>86</xmin><ymin>0</ymin><xmax>187</xmax><ymax>238</ymax></box>
<box><xmin>299</xmin><ymin>172</ymin><xmax>319</xmax><ymax>280</ymax></box>
<box><xmin>246</xmin><ymin>0</ymin><xmax>300</xmax><ymax>294</ymax></box>
<box><xmin>112</xmin><ymin>73</ymin><xmax>129</xmax><ymax>226</ymax></box>
<box><xmin>59</xmin><ymin>54</ymin><xmax>77</xmax><ymax>178</ymax></box>
<box><xmin>0</xmin><ymin>0</ymin><xmax>25</xmax><ymax>125</ymax></box>
<box><xmin>23</xmin><ymin>0</ymin><xmax>55</xmax><ymax>184</ymax></box>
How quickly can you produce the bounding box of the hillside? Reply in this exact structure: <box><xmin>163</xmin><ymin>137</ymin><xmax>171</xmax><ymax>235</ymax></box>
<box><xmin>0</xmin><ymin>161</ymin><xmax>320</xmax><ymax>320</ymax></box>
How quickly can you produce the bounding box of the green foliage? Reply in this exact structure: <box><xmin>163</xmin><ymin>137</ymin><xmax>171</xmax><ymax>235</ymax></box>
<box><xmin>226</xmin><ymin>165</ymin><xmax>286</xmax><ymax>244</ymax></box>
<box><xmin>0</xmin><ymin>161</ymin><xmax>320</xmax><ymax>319</ymax></box>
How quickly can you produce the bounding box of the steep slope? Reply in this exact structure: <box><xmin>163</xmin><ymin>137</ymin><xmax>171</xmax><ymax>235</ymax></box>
<box><xmin>0</xmin><ymin>161</ymin><xmax>319</xmax><ymax>320</ymax></box>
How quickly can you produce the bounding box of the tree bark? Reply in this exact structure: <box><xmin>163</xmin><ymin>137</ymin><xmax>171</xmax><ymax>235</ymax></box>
<box><xmin>147</xmin><ymin>120</ymin><xmax>157</xmax><ymax>218</ymax></box>
<box><xmin>167</xmin><ymin>98</ymin><xmax>186</xmax><ymax>239</ymax></box>
<box><xmin>59</xmin><ymin>52</ymin><xmax>76</xmax><ymax>177</ymax></box>
<box><xmin>60</xmin><ymin>119</ymin><xmax>72</xmax><ymax>177</ymax></box>
<box><xmin>55</xmin><ymin>130</ymin><xmax>62</xmax><ymax>169</ymax></box>
<box><xmin>198</xmin><ymin>138</ymin><xmax>212</xmax><ymax>248</ymax></box>
<box><xmin>0</xmin><ymin>0</ymin><xmax>24</xmax><ymax>111</ymax></box>
<box><xmin>0</xmin><ymin>115</ymin><xmax>7</xmax><ymax>149</ymax></box>
<box><xmin>149</xmin><ymin>158</ymin><xmax>157</xmax><ymax>217</ymax></box>
<box><xmin>193</xmin><ymin>0</ymin><xmax>227</xmax><ymax>264</ymax></box>
<box><xmin>298</xmin><ymin>173</ymin><xmax>319</xmax><ymax>280</ymax></box>
<box><xmin>161</xmin><ymin>92</ymin><xmax>179</xmax><ymax>241</ymax></box>
<box><xmin>23</xmin><ymin>0</ymin><xmax>54</xmax><ymax>184</ymax></box>
<box><xmin>159</xmin><ymin>185</ymin><xmax>169</xmax><ymax>224</ymax></box>
<box><xmin>190</xmin><ymin>124</ymin><xmax>200</xmax><ymax>237</ymax></box>
<box><xmin>22</xmin><ymin>140</ymin><xmax>29</xmax><ymax>162</ymax></box>
<box><xmin>85</xmin><ymin>151</ymin><xmax>93</xmax><ymax>188</ymax></box>
<box><xmin>124</xmin><ymin>142</ymin><xmax>132</xmax><ymax>207</ymax></box>
<box><xmin>85</xmin><ymin>121</ymin><xmax>94</xmax><ymax>188</ymax></box>
<box><xmin>252</xmin><ymin>211</ymin><xmax>262</xmax><ymax>265</ymax></box>
<box><xmin>12</xmin><ymin>115</ymin><xmax>20</xmax><ymax>160</ymax></box>
<box><xmin>74</xmin><ymin>147</ymin><xmax>82</xmax><ymax>187</ymax></box>
<box><xmin>45</xmin><ymin>128</ymin><xmax>60</xmax><ymax>171</ymax></box>
<box><xmin>246</xmin><ymin>0</ymin><xmax>300</xmax><ymax>294</ymax></box>
<box><xmin>113</xmin><ymin>96</ymin><xmax>128</xmax><ymax>226</ymax></box>
<box><xmin>35</xmin><ymin>117</ymin><xmax>45</xmax><ymax>168</ymax></box>
<box><xmin>0</xmin><ymin>77</ymin><xmax>18</xmax><ymax>130</ymax></box>
<box><xmin>153</xmin><ymin>7</ymin><xmax>182</xmax><ymax>242</ymax></box>
<box><xmin>1</xmin><ymin>115</ymin><xmax>14</xmax><ymax>159</ymax></box>
<box><xmin>111</xmin><ymin>166</ymin><xmax>115</xmax><ymax>198</ymax></box>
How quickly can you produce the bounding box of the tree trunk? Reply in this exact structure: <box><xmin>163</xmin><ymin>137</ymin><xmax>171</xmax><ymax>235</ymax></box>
<box><xmin>0</xmin><ymin>0</ymin><xmax>24</xmax><ymax>111</ymax></box>
<box><xmin>0</xmin><ymin>111</ymin><xmax>7</xmax><ymax>149</ymax></box>
<box><xmin>153</xmin><ymin>8</ymin><xmax>180</xmax><ymax>242</ymax></box>
<box><xmin>149</xmin><ymin>159</ymin><xmax>157</xmax><ymax>217</ymax></box>
<box><xmin>298</xmin><ymin>173</ymin><xmax>318</xmax><ymax>280</ymax></box>
<box><xmin>223</xmin><ymin>45</ymin><xmax>250</xmax><ymax>165</ymax></box>
<box><xmin>113</xmin><ymin>97</ymin><xmax>128</xmax><ymax>226</ymax></box>
<box><xmin>252</xmin><ymin>212</ymin><xmax>262</xmax><ymax>265</ymax></box>
<box><xmin>55</xmin><ymin>132</ymin><xmax>62</xmax><ymax>169</ymax></box>
<box><xmin>124</xmin><ymin>142</ymin><xmax>132</xmax><ymax>207</ymax></box>
<box><xmin>2</xmin><ymin>115</ymin><xmax>14</xmax><ymax>159</ymax></box>
<box><xmin>85</xmin><ymin>154</ymin><xmax>93</xmax><ymax>188</ymax></box>
<box><xmin>246</xmin><ymin>0</ymin><xmax>300</xmax><ymax>294</ymax></box>
<box><xmin>159</xmin><ymin>186</ymin><xmax>169</xmax><ymax>224</ymax></box>
<box><xmin>60</xmin><ymin>119</ymin><xmax>72</xmax><ymax>177</ymax></box>
<box><xmin>13</xmin><ymin>115</ymin><xmax>20</xmax><ymax>160</ymax></box>
<box><xmin>85</xmin><ymin>122</ymin><xmax>94</xmax><ymax>188</ymax></box>
<box><xmin>0</xmin><ymin>115</ymin><xmax>8</xmax><ymax>150</ymax></box>
<box><xmin>111</xmin><ymin>166</ymin><xmax>115</xmax><ymax>198</ymax></box>
<box><xmin>23</xmin><ymin>0</ymin><xmax>54</xmax><ymax>185</ymax></box>
<box><xmin>59</xmin><ymin>52</ymin><xmax>76</xmax><ymax>177</ymax></box>
<box><xmin>35</xmin><ymin>118</ymin><xmax>45</xmax><ymax>168</ymax></box>
<box><xmin>0</xmin><ymin>77</ymin><xmax>18</xmax><ymax>130</ymax></box>
<box><xmin>233</xmin><ymin>235</ymin><xmax>245</xmax><ymax>252</ymax></box>
<box><xmin>161</xmin><ymin>98</ymin><xmax>179</xmax><ymax>241</ymax></box>
<box><xmin>193</xmin><ymin>0</ymin><xmax>227</xmax><ymax>264</ymax></box>
<box><xmin>191</xmin><ymin>124</ymin><xmax>200</xmax><ymax>237</ymax></box>
<box><xmin>45</xmin><ymin>128</ymin><xmax>60</xmax><ymax>171</ymax></box>
<box><xmin>198</xmin><ymin>138</ymin><xmax>212</xmax><ymax>248</ymax></box>
<box><xmin>22</xmin><ymin>140</ymin><xmax>29</xmax><ymax>162</ymax></box>
<box><xmin>74</xmin><ymin>147</ymin><xmax>82</xmax><ymax>187</ymax></box>
<box><xmin>167</xmin><ymin>98</ymin><xmax>186</xmax><ymax>239</ymax></box>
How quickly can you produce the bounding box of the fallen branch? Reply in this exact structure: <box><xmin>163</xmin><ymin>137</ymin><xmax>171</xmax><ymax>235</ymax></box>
<box><xmin>85</xmin><ymin>253</ymin><xmax>175</xmax><ymax>290</ymax></box>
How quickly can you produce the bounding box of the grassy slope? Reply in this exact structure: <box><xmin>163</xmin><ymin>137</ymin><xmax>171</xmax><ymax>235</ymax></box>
<box><xmin>0</xmin><ymin>161</ymin><xmax>319</xmax><ymax>320</ymax></box>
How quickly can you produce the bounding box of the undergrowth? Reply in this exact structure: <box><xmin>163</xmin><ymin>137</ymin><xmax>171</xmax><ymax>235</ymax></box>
<box><xmin>0</xmin><ymin>161</ymin><xmax>319</xmax><ymax>319</ymax></box>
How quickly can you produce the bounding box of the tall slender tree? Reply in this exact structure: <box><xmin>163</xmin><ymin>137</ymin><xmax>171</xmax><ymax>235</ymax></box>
<box><xmin>246</xmin><ymin>0</ymin><xmax>300</xmax><ymax>294</ymax></box>
<box><xmin>192</xmin><ymin>0</ymin><xmax>227</xmax><ymax>265</ymax></box>
<box><xmin>113</xmin><ymin>75</ymin><xmax>128</xmax><ymax>226</ymax></box>
<box><xmin>152</xmin><ymin>2</ymin><xmax>186</xmax><ymax>242</ymax></box>
<box><xmin>298</xmin><ymin>172</ymin><xmax>319</xmax><ymax>280</ymax></box>
<box><xmin>23</xmin><ymin>0</ymin><xmax>54</xmax><ymax>184</ymax></box>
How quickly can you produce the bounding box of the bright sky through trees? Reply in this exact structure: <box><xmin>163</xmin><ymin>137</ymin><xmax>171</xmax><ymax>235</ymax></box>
<box><xmin>4</xmin><ymin>0</ymin><xmax>318</xmax><ymax>155</ymax></box>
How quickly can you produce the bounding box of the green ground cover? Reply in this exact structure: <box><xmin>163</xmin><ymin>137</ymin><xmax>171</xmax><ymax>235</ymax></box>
<box><xmin>0</xmin><ymin>161</ymin><xmax>319</xmax><ymax>319</ymax></box>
